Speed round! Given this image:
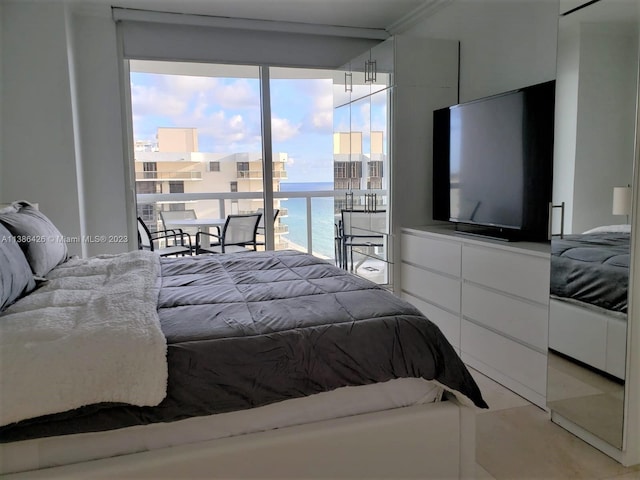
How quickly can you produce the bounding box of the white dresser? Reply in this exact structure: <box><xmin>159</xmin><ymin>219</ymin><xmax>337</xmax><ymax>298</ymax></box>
<box><xmin>400</xmin><ymin>226</ymin><xmax>550</xmax><ymax>407</ymax></box>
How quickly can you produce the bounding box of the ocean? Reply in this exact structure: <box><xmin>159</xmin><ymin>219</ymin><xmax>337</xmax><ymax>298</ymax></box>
<box><xmin>279</xmin><ymin>182</ymin><xmax>336</xmax><ymax>259</ymax></box>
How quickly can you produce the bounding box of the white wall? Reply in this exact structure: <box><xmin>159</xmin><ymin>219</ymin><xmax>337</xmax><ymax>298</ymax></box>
<box><xmin>1</xmin><ymin>0</ymin><xmax>83</xmax><ymax>255</ymax></box>
<box><xmin>402</xmin><ymin>0</ymin><xmax>559</xmax><ymax>102</ymax></box>
<box><xmin>1</xmin><ymin>1</ymin><xmax>129</xmax><ymax>256</ymax></box>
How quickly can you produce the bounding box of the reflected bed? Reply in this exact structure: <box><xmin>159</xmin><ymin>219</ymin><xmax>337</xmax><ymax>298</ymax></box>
<box><xmin>549</xmin><ymin>228</ymin><xmax>629</xmax><ymax>379</ymax></box>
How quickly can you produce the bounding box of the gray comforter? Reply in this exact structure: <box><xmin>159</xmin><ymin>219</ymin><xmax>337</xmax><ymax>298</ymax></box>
<box><xmin>1</xmin><ymin>250</ymin><xmax>486</xmax><ymax>442</ymax></box>
<box><xmin>551</xmin><ymin>232</ymin><xmax>629</xmax><ymax>313</ymax></box>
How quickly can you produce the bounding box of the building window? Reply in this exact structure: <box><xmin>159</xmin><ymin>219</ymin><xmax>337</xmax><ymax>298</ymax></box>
<box><xmin>209</xmin><ymin>161</ymin><xmax>220</xmax><ymax>172</ymax></box>
<box><xmin>169</xmin><ymin>181</ymin><xmax>184</xmax><ymax>193</ymax></box>
<box><xmin>137</xmin><ymin>181</ymin><xmax>161</xmax><ymax>194</ymax></box>
<box><xmin>334</xmin><ymin>161</ymin><xmax>362</xmax><ymax>180</ymax></box>
<box><xmin>349</xmin><ymin>162</ymin><xmax>362</xmax><ymax>179</ymax></box>
<box><xmin>368</xmin><ymin>161</ymin><xmax>383</xmax><ymax>178</ymax></box>
<box><xmin>230</xmin><ymin>181</ymin><xmax>238</xmax><ymax>193</ymax></box>
<box><xmin>143</xmin><ymin>162</ymin><xmax>157</xmax><ymax>179</ymax></box>
<box><xmin>236</xmin><ymin>162</ymin><xmax>250</xmax><ymax>178</ymax></box>
<box><xmin>138</xmin><ymin>204</ymin><xmax>155</xmax><ymax>224</ymax></box>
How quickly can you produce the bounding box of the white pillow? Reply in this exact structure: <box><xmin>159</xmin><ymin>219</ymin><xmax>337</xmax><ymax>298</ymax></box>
<box><xmin>582</xmin><ymin>224</ymin><xmax>631</xmax><ymax>234</ymax></box>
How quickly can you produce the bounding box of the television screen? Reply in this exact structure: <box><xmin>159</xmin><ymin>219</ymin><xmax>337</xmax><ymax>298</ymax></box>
<box><xmin>432</xmin><ymin>81</ymin><xmax>555</xmax><ymax>241</ymax></box>
<box><xmin>450</xmin><ymin>91</ymin><xmax>525</xmax><ymax>229</ymax></box>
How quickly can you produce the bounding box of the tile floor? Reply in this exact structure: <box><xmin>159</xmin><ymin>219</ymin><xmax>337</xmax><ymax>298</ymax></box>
<box><xmin>471</xmin><ymin>367</ymin><xmax>640</xmax><ymax>479</ymax></box>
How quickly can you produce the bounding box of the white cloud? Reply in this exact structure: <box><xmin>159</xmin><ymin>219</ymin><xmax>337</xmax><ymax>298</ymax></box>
<box><xmin>310</xmin><ymin>92</ymin><xmax>334</xmax><ymax>130</ymax></box>
<box><xmin>130</xmin><ymin>83</ymin><xmax>187</xmax><ymax>117</ymax></box>
<box><xmin>210</xmin><ymin>79</ymin><xmax>260</xmax><ymax>109</ymax></box>
<box><xmin>163</xmin><ymin>75</ymin><xmax>219</xmax><ymax>96</ymax></box>
<box><xmin>272</xmin><ymin>117</ymin><xmax>301</xmax><ymax>142</ymax></box>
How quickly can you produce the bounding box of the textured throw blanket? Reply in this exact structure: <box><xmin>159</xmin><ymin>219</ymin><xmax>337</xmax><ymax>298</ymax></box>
<box><xmin>0</xmin><ymin>251</ymin><xmax>167</xmax><ymax>427</ymax></box>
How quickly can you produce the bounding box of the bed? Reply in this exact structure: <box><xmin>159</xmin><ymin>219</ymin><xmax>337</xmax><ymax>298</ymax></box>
<box><xmin>0</xmin><ymin>202</ymin><xmax>487</xmax><ymax>478</ymax></box>
<box><xmin>549</xmin><ymin>226</ymin><xmax>630</xmax><ymax>379</ymax></box>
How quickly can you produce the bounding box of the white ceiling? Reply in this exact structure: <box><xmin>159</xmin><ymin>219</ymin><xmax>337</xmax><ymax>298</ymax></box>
<box><xmin>100</xmin><ymin>0</ymin><xmax>437</xmax><ymax>30</ymax></box>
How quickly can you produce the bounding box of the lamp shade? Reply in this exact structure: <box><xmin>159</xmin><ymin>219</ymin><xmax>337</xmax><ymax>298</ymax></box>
<box><xmin>612</xmin><ymin>186</ymin><xmax>632</xmax><ymax>216</ymax></box>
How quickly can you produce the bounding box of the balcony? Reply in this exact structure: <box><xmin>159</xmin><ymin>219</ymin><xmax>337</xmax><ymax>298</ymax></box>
<box><xmin>136</xmin><ymin>188</ymin><xmax>389</xmax><ymax>286</ymax></box>
<box><xmin>136</xmin><ymin>171</ymin><xmax>203</xmax><ymax>181</ymax></box>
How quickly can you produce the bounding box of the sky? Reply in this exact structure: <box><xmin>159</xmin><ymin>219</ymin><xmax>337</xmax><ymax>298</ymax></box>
<box><xmin>130</xmin><ymin>66</ymin><xmax>388</xmax><ymax>183</ymax></box>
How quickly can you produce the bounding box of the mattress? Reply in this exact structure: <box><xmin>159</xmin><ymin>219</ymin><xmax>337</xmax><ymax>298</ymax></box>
<box><xmin>0</xmin><ymin>250</ymin><xmax>486</xmax><ymax>444</ymax></box>
<box><xmin>550</xmin><ymin>232</ymin><xmax>630</xmax><ymax>313</ymax></box>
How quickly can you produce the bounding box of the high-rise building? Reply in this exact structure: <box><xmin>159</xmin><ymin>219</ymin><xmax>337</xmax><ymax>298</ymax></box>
<box><xmin>135</xmin><ymin>127</ymin><xmax>288</xmax><ymax>249</ymax></box>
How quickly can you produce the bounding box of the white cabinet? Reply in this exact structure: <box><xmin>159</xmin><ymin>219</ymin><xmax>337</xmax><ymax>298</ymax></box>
<box><xmin>400</xmin><ymin>226</ymin><xmax>550</xmax><ymax>407</ymax></box>
<box><xmin>334</xmin><ymin>35</ymin><xmax>460</xmax><ymax>289</ymax></box>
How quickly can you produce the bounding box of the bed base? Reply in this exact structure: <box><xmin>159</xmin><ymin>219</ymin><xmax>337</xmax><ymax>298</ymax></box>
<box><xmin>549</xmin><ymin>298</ymin><xmax>627</xmax><ymax>379</ymax></box>
<box><xmin>2</xmin><ymin>398</ymin><xmax>475</xmax><ymax>479</ymax></box>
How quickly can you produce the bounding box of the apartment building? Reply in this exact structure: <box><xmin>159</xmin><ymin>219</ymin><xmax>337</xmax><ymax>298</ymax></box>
<box><xmin>135</xmin><ymin>127</ymin><xmax>289</xmax><ymax>248</ymax></box>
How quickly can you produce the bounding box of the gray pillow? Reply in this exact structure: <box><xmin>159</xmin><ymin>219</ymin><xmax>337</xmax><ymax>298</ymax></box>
<box><xmin>0</xmin><ymin>223</ymin><xmax>36</xmax><ymax>311</ymax></box>
<box><xmin>0</xmin><ymin>201</ymin><xmax>68</xmax><ymax>277</ymax></box>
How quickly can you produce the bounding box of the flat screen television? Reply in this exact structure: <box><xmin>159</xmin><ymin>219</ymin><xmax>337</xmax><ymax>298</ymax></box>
<box><xmin>433</xmin><ymin>80</ymin><xmax>555</xmax><ymax>241</ymax></box>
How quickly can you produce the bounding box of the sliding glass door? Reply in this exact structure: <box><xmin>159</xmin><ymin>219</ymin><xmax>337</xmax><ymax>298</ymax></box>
<box><xmin>127</xmin><ymin>60</ymin><xmax>391</xmax><ymax>284</ymax></box>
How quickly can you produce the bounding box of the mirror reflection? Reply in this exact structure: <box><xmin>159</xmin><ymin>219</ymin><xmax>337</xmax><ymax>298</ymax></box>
<box><xmin>547</xmin><ymin>0</ymin><xmax>639</xmax><ymax>450</ymax></box>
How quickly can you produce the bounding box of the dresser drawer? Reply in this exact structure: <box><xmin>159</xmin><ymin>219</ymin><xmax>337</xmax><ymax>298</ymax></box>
<box><xmin>401</xmin><ymin>263</ymin><xmax>461</xmax><ymax>314</ymax></box>
<box><xmin>462</xmin><ymin>244</ymin><xmax>550</xmax><ymax>304</ymax></box>
<box><xmin>402</xmin><ymin>292</ymin><xmax>460</xmax><ymax>350</ymax></box>
<box><xmin>401</xmin><ymin>233</ymin><xmax>461</xmax><ymax>277</ymax></box>
<box><xmin>462</xmin><ymin>283</ymin><xmax>548</xmax><ymax>351</ymax></box>
<box><xmin>461</xmin><ymin>320</ymin><xmax>547</xmax><ymax>396</ymax></box>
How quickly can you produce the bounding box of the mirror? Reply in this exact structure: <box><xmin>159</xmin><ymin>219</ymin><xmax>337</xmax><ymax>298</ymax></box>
<box><xmin>547</xmin><ymin>0</ymin><xmax>639</xmax><ymax>450</ymax></box>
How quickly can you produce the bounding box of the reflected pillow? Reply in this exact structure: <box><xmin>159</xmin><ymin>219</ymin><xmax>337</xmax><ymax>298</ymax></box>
<box><xmin>0</xmin><ymin>223</ymin><xmax>36</xmax><ymax>311</ymax></box>
<box><xmin>582</xmin><ymin>224</ymin><xmax>631</xmax><ymax>234</ymax></box>
<box><xmin>0</xmin><ymin>201</ymin><xmax>68</xmax><ymax>277</ymax></box>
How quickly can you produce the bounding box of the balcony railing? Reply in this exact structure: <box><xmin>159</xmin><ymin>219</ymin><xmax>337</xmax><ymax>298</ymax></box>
<box><xmin>136</xmin><ymin>171</ymin><xmax>203</xmax><ymax>181</ymax></box>
<box><xmin>237</xmin><ymin>170</ymin><xmax>288</xmax><ymax>180</ymax></box>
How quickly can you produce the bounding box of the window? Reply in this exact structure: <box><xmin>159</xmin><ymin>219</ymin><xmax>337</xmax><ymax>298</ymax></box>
<box><xmin>335</xmin><ymin>161</ymin><xmax>362</xmax><ymax>180</ymax></box>
<box><xmin>138</xmin><ymin>204</ymin><xmax>155</xmax><ymax>223</ymax></box>
<box><xmin>169</xmin><ymin>181</ymin><xmax>184</xmax><ymax>193</ymax></box>
<box><xmin>236</xmin><ymin>162</ymin><xmax>250</xmax><ymax>178</ymax></box>
<box><xmin>368</xmin><ymin>161</ymin><xmax>383</xmax><ymax>178</ymax></box>
<box><xmin>143</xmin><ymin>162</ymin><xmax>157</xmax><ymax>179</ymax></box>
<box><xmin>129</xmin><ymin>61</ymin><xmax>390</xmax><ymax>279</ymax></box>
<box><xmin>137</xmin><ymin>182</ymin><xmax>161</xmax><ymax>194</ymax></box>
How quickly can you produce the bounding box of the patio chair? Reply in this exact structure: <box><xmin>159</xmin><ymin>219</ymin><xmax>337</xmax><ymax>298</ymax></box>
<box><xmin>255</xmin><ymin>207</ymin><xmax>280</xmax><ymax>248</ymax></box>
<box><xmin>195</xmin><ymin>213</ymin><xmax>262</xmax><ymax>254</ymax></box>
<box><xmin>159</xmin><ymin>209</ymin><xmax>208</xmax><ymax>238</ymax></box>
<box><xmin>137</xmin><ymin>217</ymin><xmax>192</xmax><ymax>257</ymax></box>
<box><xmin>341</xmin><ymin>209</ymin><xmax>385</xmax><ymax>272</ymax></box>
